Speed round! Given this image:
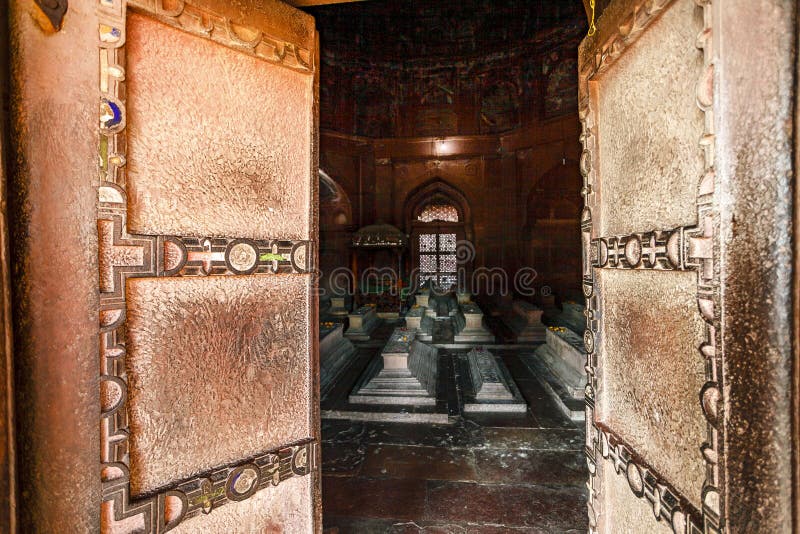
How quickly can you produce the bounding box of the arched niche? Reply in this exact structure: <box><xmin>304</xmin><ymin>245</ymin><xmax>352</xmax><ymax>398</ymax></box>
<box><xmin>523</xmin><ymin>159</ymin><xmax>582</xmax><ymax>233</ymax></box>
<box><xmin>319</xmin><ymin>170</ymin><xmax>354</xmax><ymax>296</ymax></box>
<box><xmin>403</xmin><ymin>179</ymin><xmax>472</xmax><ymax>238</ymax></box>
<box><xmin>403</xmin><ymin>179</ymin><xmax>473</xmax><ymax>290</ymax></box>
<box><xmin>319</xmin><ymin>169</ymin><xmax>353</xmax><ymax>229</ymax></box>
<box><xmin>522</xmin><ymin>159</ymin><xmax>582</xmax><ymax>300</ymax></box>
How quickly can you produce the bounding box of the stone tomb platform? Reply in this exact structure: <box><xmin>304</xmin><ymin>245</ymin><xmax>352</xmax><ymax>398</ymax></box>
<box><xmin>405</xmin><ymin>305</ymin><xmax>435</xmax><ymax>342</ymax></box>
<box><xmin>458</xmin><ymin>348</ymin><xmax>526</xmax><ymax>413</ymax></box>
<box><xmin>345</xmin><ymin>305</ymin><xmax>380</xmax><ymax>340</ymax></box>
<box><xmin>328</xmin><ymin>296</ymin><xmax>350</xmax><ymax>317</ymax></box>
<box><xmin>556</xmin><ymin>301</ymin><xmax>586</xmax><ymax>335</ymax></box>
<box><xmin>320</xmin><ymin>323</ymin><xmax>357</xmax><ymax>400</ymax></box>
<box><xmin>506</xmin><ymin>300</ymin><xmax>546</xmax><ymax>343</ymax></box>
<box><xmin>349</xmin><ymin>328</ymin><xmax>438</xmax><ymax>406</ymax></box>
<box><xmin>453</xmin><ymin>303</ymin><xmax>495</xmax><ymax>343</ymax></box>
<box><xmin>521</xmin><ymin>327</ymin><xmax>587</xmax><ymax>421</ymax></box>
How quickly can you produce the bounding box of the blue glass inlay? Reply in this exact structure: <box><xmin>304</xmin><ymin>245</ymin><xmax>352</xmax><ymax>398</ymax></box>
<box><xmin>100</xmin><ymin>99</ymin><xmax>122</xmax><ymax>129</ymax></box>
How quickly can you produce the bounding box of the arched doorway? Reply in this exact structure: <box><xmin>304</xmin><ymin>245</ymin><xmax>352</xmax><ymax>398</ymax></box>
<box><xmin>404</xmin><ymin>180</ymin><xmax>472</xmax><ymax>291</ymax></box>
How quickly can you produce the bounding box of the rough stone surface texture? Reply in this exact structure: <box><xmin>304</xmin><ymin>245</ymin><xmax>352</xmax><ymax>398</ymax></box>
<box><xmin>172</xmin><ymin>476</ymin><xmax>313</xmax><ymax>534</ymax></box>
<box><xmin>126</xmin><ymin>13</ymin><xmax>313</xmax><ymax>240</ymax></box>
<box><xmin>9</xmin><ymin>1</ymin><xmax>102</xmax><ymax>531</ymax></box>
<box><xmin>596</xmin><ymin>458</ymin><xmax>673</xmax><ymax>534</ymax></box>
<box><xmin>595</xmin><ymin>0</ymin><xmax>703</xmax><ymax>237</ymax></box>
<box><xmin>597</xmin><ymin>269</ymin><xmax>705</xmax><ymax>507</ymax></box>
<box><xmin>126</xmin><ymin>275</ymin><xmax>312</xmax><ymax>495</ymax></box>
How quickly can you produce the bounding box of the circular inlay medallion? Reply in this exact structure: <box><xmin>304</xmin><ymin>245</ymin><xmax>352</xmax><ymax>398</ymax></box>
<box><xmin>292</xmin><ymin>242</ymin><xmax>308</xmax><ymax>272</ymax></box>
<box><xmin>583</xmin><ymin>330</ymin><xmax>595</xmax><ymax>354</ymax></box>
<box><xmin>701</xmin><ymin>383</ymin><xmax>720</xmax><ymax>424</ymax></box>
<box><xmin>163</xmin><ymin>239</ymin><xmax>187</xmax><ymax>273</ymax></box>
<box><xmin>652</xmin><ymin>487</ymin><xmax>662</xmax><ymax>518</ymax></box>
<box><xmin>100</xmin><ymin>376</ymin><xmax>125</xmax><ymax>415</ymax></box>
<box><xmin>292</xmin><ymin>447</ymin><xmax>309</xmax><ymax>475</ymax></box>
<box><xmin>100</xmin><ymin>98</ymin><xmax>122</xmax><ymax>130</ymax></box>
<box><xmin>226</xmin><ymin>464</ymin><xmax>260</xmax><ymax>501</ymax></box>
<box><xmin>671</xmin><ymin>509</ymin><xmax>687</xmax><ymax>534</ymax></box>
<box><xmin>626</xmin><ymin>462</ymin><xmax>644</xmax><ymax>495</ymax></box>
<box><xmin>226</xmin><ymin>241</ymin><xmax>258</xmax><ymax>274</ymax></box>
<box><xmin>666</xmin><ymin>231</ymin><xmax>681</xmax><ymax>268</ymax></box>
<box><xmin>583</xmin><ymin>284</ymin><xmax>592</xmax><ymax>298</ymax></box>
<box><xmin>600</xmin><ymin>432</ymin><xmax>609</xmax><ymax>458</ymax></box>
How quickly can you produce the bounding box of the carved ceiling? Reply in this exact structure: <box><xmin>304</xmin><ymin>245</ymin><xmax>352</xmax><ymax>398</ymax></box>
<box><xmin>308</xmin><ymin>0</ymin><xmax>587</xmax><ymax>137</ymax></box>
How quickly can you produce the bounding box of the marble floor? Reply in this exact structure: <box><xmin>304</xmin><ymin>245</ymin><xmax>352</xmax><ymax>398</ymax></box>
<box><xmin>320</xmin><ymin>347</ymin><xmax>589</xmax><ymax>533</ymax></box>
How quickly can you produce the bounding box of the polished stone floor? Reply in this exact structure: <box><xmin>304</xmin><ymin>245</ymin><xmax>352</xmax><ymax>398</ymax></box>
<box><xmin>321</xmin><ymin>347</ymin><xmax>589</xmax><ymax>533</ymax></box>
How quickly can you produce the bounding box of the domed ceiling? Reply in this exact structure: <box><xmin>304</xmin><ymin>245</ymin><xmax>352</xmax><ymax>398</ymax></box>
<box><xmin>306</xmin><ymin>0</ymin><xmax>588</xmax><ymax>138</ymax></box>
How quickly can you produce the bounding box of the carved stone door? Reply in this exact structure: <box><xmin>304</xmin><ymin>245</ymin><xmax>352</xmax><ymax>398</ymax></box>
<box><xmin>578</xmin><ymin>0</ymin><xmax>796</xmax><ymax>532</ymax></box>
<box><xmin>95</xmin><ymin>2</ymin><xmax>321</xmax><ymax>532</ymax></box>
<box><xmin>93</xmin><ymin>1</ymin><xmax>320</xmax><ymax>532</ymax></box>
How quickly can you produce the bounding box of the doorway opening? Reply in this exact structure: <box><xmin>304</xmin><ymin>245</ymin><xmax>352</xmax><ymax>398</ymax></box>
<box><xmin>308</xmin><ymin>0</ymin><xmax>589</xmax><ymax>531</ymax></box>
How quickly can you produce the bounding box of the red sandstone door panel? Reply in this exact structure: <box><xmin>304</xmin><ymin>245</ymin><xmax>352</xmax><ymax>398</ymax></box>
<box><xmin>579</xmin><ymin>0</ymin><xmax>719</xmax><ymax>532</ymax></box>
<box><xmin>98</xmin><ymin>1</ymin><xmax>319</xmax><ymax>531</ymax></box>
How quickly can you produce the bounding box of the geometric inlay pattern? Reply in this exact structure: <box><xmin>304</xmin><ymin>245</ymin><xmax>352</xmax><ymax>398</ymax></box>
<box><xmin>418</xmin><ymin>203</ymin><xmax>459</xmax><ymax>223</ymax></box>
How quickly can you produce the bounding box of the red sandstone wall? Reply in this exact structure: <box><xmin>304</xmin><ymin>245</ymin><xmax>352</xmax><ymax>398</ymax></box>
<box><xmin>319</xmin><ymin>115</ymin><xmax>583</xmax><ymax>301</ymax></box>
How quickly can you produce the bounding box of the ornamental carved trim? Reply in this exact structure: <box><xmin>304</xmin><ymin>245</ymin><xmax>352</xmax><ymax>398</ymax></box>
<box><xmin>127</xmin><ymin>0</ymin><xmax>314</xmax><ymax>73</ymax></box>
<box><xmin>592</xmin><ymin>424</ymin><xmax>703</xmax><ymax>531</ymax></box>
<box><xmin>97</xmin><ymin>1</ymin><xmax>316</xmax><ymax>531</ymax></box>
<box><xmin>579</xmin><ymin>0</ymin><xmax>721</xmax><ymax>532</ymax></box>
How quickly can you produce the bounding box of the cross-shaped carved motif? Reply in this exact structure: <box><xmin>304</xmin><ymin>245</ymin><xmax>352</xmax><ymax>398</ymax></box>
<box><xmin>98</xmin><ymin>216</ymin><xmax>155</xmax><ymax>296</ymax></box>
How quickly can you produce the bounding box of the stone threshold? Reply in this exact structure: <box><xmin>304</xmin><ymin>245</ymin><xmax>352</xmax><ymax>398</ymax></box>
<box><xmin>432</xmin><ymin>343</ymin><xmax>543</xmax><ymax>350</ymax></box>
<box><xmin>320</xmin><ymin>410</ymin><xmax>453</xmax><ymax>424</ymax></box>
